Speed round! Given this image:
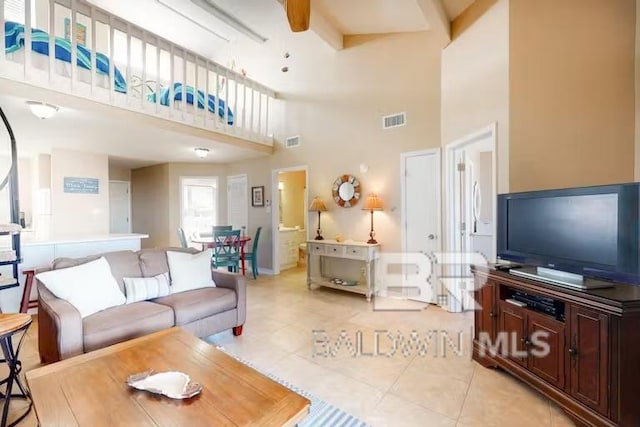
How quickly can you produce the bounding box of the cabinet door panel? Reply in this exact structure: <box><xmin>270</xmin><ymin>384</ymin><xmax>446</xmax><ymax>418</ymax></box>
<box><xmin>498</xmin><ymin>301</ymin><xmax>527</xmax><ymax>367</ymax></box>
<box><xmin>527</xmin><ymin>311</ymin><xmax>566</xmax><ymax>390</ymax></box>
<box><xmin>569</xmin><ymin>306</ymin><xmax>609</xmax><ymax>416</ymax></box>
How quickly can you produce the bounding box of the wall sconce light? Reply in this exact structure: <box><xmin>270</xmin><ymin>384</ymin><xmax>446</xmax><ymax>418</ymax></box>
<box><xmin>194</xmin><ymin>147</ymin><xmax>210</xmax><ymax>158</ymax></box>
<box><xmin>362</xmin><ymin>194</ymin><xmax>383</xmax><ymax>244</ymax></box>
<box><xmin>308</xmin><ymin>197</ymin><xmax>327</xmax><ymax>240</ymax></box>
<box><xmin>26</xmin><ymin>101</ymin><xmax>59</xmax><ymax>119</ymax></box>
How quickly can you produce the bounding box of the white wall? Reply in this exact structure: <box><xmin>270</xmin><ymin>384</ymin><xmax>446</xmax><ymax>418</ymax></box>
<box><xmin>50</xmin><ymin>148</ymin><xmax>110</xmax><ymax>236</ymax></box>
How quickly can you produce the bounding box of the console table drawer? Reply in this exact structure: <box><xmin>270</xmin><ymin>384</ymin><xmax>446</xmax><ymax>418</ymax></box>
<box><xmin>324</xmin><ymin>245</ymin><xmax>345</xmax><ymax>257</ymax></box>
<box><xmin>308</xmin><ymin>243</ymin><xmax>325</xmax><ymax>255</ymax></box>
<box><xmin>345</xmin><ymin>246</ymin><xmax>367</xmax><ymax>259</ymax></box>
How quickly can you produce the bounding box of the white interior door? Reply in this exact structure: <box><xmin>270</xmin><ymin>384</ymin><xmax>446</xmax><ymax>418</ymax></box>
<box><xmin>402</xmin><ymin>149</ymin><xmax>441</xmax><ymax>303</ymax></box>
<box><xmin>227</xmin><ymin>175</ymin><xmax>248</xmax><ymax>233</ymax></box>
<box><xmin>109</xmin><ymin>181</ymin><xmax>131</xmax><ymax>233</ymax></box>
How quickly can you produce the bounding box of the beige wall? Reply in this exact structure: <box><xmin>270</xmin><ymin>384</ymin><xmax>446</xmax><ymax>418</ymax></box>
<box><xmin>50</xmin><ymin>148</ymin><xmax>109</xmax><ymax>236</ymax></box>
<box><xmin>108</xmin><ymin>164</ymin><xmax>131</xmax><ymax>182</ymax></box>
<box><xmin>167</xmin><ymin>163</ymin><xmax>228</xmax><ymax>247</ymax></box>
<box><xmin>442</xmin><ymin>0</ymin><xmax>509</xmax><ymax>193</ymax></box>
<box><xmin>279</xmin><ymin>170</ymin><xmax>306</xmax><ymax>229</ymax></box>
<box><xmin>509</xmin><ymin>0</ymin><xmax>636</xmax><ymax>192</ymax></box>
<box><xmin>131</xmin><ymin>164</ymin><xmax>170</xmax><ymax>248</ymax></box>
<box><xmin>227</xmin><ymin>31</ymin><xmax>443</xmax><ymax>270</ymax></box>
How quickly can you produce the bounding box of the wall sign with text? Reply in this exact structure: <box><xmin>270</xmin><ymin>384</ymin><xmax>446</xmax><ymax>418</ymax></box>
<box><xmin>64</xmin><ymin>177</ymin><xmax>99</xmax><ymax>194</ymax></box>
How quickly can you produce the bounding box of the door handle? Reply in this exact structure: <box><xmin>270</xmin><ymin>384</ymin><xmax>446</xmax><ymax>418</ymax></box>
<box><xmin>428</xmin><ymin>234</ymin><xmax>436</xmax><ymax>240</ymax></box>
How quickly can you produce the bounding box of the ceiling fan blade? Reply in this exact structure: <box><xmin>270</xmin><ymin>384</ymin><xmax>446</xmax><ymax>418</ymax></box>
<box><xmin>285</xmin><ymin>0</ymin><xmax>310</xmax><ymax>32</ymax></box>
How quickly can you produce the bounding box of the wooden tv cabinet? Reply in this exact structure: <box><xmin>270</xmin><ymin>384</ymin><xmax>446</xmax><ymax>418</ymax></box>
<box><xmin>472</xmin><ymin>266</ymin><xmax>640</xmax><ymax>427</ymax></box>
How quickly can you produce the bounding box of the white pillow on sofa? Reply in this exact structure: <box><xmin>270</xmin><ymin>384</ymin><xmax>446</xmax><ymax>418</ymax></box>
<box><xmin>166</xmin><ymin>250</ymin><xmax>215</xmax><ymax>294</ymax></box>
<box><xmin>36</xmin><ymin>257</ymin><xmax>126</xmax><ymax>318</ymax></box>
<box><xmin>123</xmin><ymin>272</ymin><xmax>170</xmax><ymax>304</ymax></box>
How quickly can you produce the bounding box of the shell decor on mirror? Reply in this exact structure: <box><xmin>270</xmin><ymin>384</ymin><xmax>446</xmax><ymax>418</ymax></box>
<box><xmin>127</xmin><ymin>370</ymin><xmax>202</xmax><ymax>399</ymax></box>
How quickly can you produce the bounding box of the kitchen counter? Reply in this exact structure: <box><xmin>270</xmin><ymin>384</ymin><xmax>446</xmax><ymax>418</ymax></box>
<box><xmin>22</xmin><ymin>233</ymin><xmax>149</xmax><ymax>247</ymax></box>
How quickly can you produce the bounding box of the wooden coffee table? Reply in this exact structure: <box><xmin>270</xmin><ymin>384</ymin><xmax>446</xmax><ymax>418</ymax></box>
<box><xmin>26</xmin><ymin>328</ymin><xmax>310</xmax><ymax>426</ymax></box>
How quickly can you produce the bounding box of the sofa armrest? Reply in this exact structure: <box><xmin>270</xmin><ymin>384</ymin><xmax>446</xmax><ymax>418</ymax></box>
<box><xmin>37</xmin><ymin>280</ymin><xmax>84</xmax><ymax>363</ymax></box>
<box><xmin>212</xmin><ymin>271</ymin><xmax>246</xmax><ymax>326</ymax></box>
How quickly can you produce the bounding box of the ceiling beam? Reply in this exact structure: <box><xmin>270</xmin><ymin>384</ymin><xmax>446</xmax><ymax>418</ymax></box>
<box><xmin>416</xmin><ymin>0</ymin><xmax>451</xmax><ymax>46</ymax></box>
<box><xmin>309</xmin><ymin>5</ymin><xmax>343</xmax><ymax>50</ymax></box>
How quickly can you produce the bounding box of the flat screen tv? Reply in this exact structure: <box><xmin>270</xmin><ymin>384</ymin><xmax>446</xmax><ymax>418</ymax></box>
<box><xmin>497</xmin><ymin>183</ymin><xmax>640</xmax><ymax>285</ymax></box>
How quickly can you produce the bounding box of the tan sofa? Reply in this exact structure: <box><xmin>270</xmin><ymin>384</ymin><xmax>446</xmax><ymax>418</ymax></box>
<box><xmin>37</xmin><ymin>248</ymin><xmax>246</xmax><ymax>364</ymax></box>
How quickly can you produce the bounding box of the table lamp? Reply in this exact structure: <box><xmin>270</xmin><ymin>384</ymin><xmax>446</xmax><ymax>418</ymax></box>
<box><xmin>362</xmin><ymin>194</ymin><xmax>383</xmax><ymax>244</ymax></box>
<box><xmin>308</xmin><ymin>197</ymin><xmax>327</xmax><ymax>240</ymax></box>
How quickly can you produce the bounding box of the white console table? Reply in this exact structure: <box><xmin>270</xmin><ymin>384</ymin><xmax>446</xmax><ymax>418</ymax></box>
<box><xmin>306</xmin><ymin>240</ymin><xmax>380</xmax><ymax>301</ymax></box>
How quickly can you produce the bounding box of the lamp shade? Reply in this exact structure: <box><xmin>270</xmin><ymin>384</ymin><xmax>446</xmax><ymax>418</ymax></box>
<box><xmin>309</xmin><ymin>197</ymin><xmax>327</xmax><ymax>212</ymax></box>
<box><xmin>362</xmin><ymin>194</ymin><xmax>383</xmax><ymax>211</ymax></box>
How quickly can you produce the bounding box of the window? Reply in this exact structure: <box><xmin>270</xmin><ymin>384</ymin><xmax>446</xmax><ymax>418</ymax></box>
<box><xmin>181</xmin><ymin>177</ymin><xmax>218</xmax><ymax>238</ymax></box>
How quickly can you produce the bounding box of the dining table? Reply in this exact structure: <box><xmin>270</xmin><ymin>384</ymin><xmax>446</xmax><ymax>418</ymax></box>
<box><xmin>191</xmin><ymin>235</ymin><xmax>252</xmax><ymax>276</ymax></box>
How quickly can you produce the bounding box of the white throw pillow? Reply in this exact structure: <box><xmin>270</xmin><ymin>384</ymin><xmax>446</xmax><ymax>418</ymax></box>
<box><xmin>166</xmin><ymin>250</ymin><xmax>216</xmax><ymax>294</ymax></box>
<box><xmin>123</xmin><ymin>272</ymin><xmax>170</xmax><ymax>304</ymax></box>
<box><xmin>36</xmin><ymin>257</ymin><xmax>125</xmax><ymax>318</ymax></box>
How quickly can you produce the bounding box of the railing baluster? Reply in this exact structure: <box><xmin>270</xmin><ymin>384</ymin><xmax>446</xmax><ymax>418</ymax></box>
<box><xmin>204</xmin><ymin>60</ymin><xmax>209</xmax><ymax>129</ymax></box>
<box><xmin>141</xmin><ymin>31</ymin><xmax>146</xmax><ymax>110</ymax></box>
<box><xmin>90</xmin><ymin>6</ymin><xmax>96</xmax><ymax>96</ymax></box>
<box><xmin>214</xmin><ymin>65</ymin><xmax>220</xmax><ymax>128</ymax></box>
<box><xmin>224</xmin><ymin>67</ymin><xmax>229</xmax><ymax>129</ymax></box>
<box><xmin>250</xmin><ymin>84</ymin><xmax>254</xmax><ymax>136</ymax></box>
<box><xmin>109</xmin><ymin>15</ymin><xmax>114</xmax><ymax>103</ymax></box>
<box><xmin>0</xmin><ymin>0</ymin><xmax>5</xmax><ymax>64</ymax></box>
<box><xmin>181</xmin><ymin>49</ymin><xmax>186</xmax><ymax>120</ymax></box>
<box><xmin>257</xmin><ymin>92</ymin><xmax>262</xmax><ymax>138</ymax></box>
<box><xmin>233</xmin><ymin>73</ymin><xmax>238</xmax><ymax>130</ymax></box>
<box><xmin>70</xmin><ymin>0</ymin><xmax>77</xmax><ymax>93</ymax></box>
<box><xmin>242</xmin><ymin>77</ymin><xmax>246</xmax><ymax>133</ymax></box>
<box><xmin>48</xmin><ymin>0</ymin><xmax>55</xmax><ymax>83</ymax></box>
<box><xmin>155</xmin><ymin>36</ymin><xmax>160</xmax><ymax>114</ymax></box>
<box><xmin>24</xmin><ymin>0</ymin><xmax>32</xmax><ymax>79</ymax></box>
<box><xmin>169</xmin><ymin>43</ymin><xmax>174</xmax><ymax>113</ymax></box>
<box><xmin>126</xmin><ymin>24</ymin><xmax>131</xmax><ymax>107</ymax></box>
<box><xmin>265</xmin><ymin>95</ymin><xmax>270</xmax><ymax>140</ymax></box>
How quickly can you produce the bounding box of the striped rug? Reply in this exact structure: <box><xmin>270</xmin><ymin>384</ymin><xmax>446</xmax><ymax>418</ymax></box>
<box><xmin>218</xmin><ymin>348</ymin><xmax>370</xmax><ymax>427</ymax></box>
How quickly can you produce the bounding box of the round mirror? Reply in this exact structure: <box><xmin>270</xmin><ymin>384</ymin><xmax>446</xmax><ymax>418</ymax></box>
<box><xmin>332</xmin><ymin>175</ymin><xmax>361</xmax><ymax>207</ymax></box>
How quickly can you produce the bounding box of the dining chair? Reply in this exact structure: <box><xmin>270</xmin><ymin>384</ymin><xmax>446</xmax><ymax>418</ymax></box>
<box><xmin>177</xmin><ymin>228</ymin><xmax>188</xmax><ymax>248</ymax></box>
<box><xmin>243</xmin><ymin>226</ymin><xmax>262</xmax><ymax>279</ymax></box>
<box><xmin>212</xmin><ymin>229</ymin><xmax>241</xmax><ymax>273</ymax></box>
<box><xmin>212</xmin><ymin>225</ymin><xmax>232</xmax><ymax>234</ymax></box>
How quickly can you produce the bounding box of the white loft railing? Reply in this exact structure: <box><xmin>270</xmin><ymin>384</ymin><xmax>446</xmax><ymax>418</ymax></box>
<box><xmin>0</xmin><ymin>0</ymin><xmax>275</xmax><ymax>145</ymax></box>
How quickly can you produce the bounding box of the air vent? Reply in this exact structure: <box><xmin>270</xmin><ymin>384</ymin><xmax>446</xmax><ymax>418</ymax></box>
<box><xmin>285</xmin><ymin>135</ymin><xmax>300</xmax><ymax>148</ymax></box>
<box><xmin>382</xmin><ymin>112</ymin><xmax>406</xmax><ymax>129</ymax></box>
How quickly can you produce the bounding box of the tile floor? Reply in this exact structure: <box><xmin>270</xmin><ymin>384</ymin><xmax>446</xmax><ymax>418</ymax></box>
<box><xmin>208</xmin><ymin>267</ymin><xmax>576</xmax><ymax>427</ymax></box>
<box><xmin>11</xmin><ymin>266</ymin><xmax>576</xmax><ymax>426</ymax></box>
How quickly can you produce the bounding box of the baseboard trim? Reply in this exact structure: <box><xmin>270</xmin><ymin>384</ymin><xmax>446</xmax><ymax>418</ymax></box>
<box><xmin>258</xmin><ymin>268</ymin><xmax>275</xmax><ymax>275</ymax></box>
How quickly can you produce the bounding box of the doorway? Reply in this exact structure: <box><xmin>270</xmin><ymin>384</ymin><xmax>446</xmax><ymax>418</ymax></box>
<box><xmin>445</xmin><ymin>123</ymin><xmax>497</xmax><ymax>311</ymax></box>
<box><xmin>109</xmin><ymin>181</ymin><xmax>131</xmax><ymax>233</ymax></box>
<box><xmin>400</xmin><ymin>149</ymin><xmax>442</xmax><ymax>304</ymax></box>
<box><xmin>271</xmin><ymin>166</ymin><xmax>308</xmax><ymax>275</ymax></box>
